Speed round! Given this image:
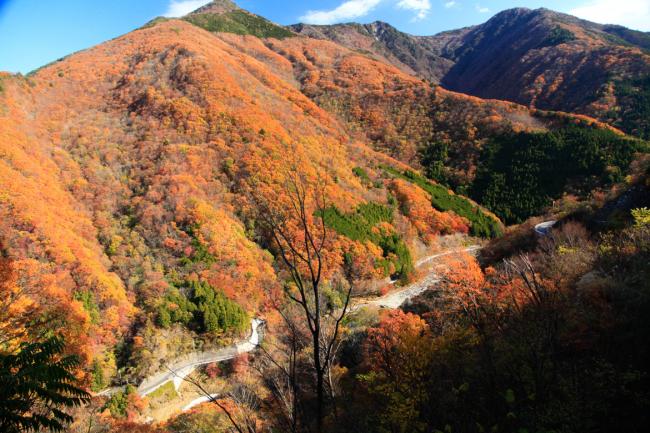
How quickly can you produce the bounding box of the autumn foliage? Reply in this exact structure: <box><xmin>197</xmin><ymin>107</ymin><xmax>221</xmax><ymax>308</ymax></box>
<box><xmin>1</xmin><ymin>5</ymin><xmax>647</xmax><ymax>432</ymax></box>
<box><xmin>0</xmin><ymin>16</ymin><xmax>486</xmax><ymax>389</ymax></box>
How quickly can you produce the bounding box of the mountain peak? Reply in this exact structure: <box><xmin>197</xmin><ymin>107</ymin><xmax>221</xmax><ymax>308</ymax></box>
<box><xmin>188</xmin><ymin>0</ymin><xmax>240</xmax><ymax>16</ymax></box>
<box><xmin>181</xmin><ymin>0</ymin><xmax>295</xmax><ymax>39</ymax></box>
<box><xmin>367</xmin><ymin>21</ymin><xmax>398</xmax><ymax>32</ymax></box>
<box><xmin>484</xmin><ymin>7</ymin><xmax>535</xmax><ymax>22</ymax></box>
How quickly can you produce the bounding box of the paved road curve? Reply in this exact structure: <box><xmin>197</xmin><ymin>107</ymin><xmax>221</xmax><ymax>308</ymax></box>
<box><xmin>97</xmin><ymin>245</ymin><xmax>479</xmax><ymax>398</ymax></box>
<box><xmin>534</xmin><ymin>220</ymin><xmax>557</xmax><ymax>236</ymax></box>
<box><xmin>136</xmin><ymin>318</ymin><xmax>263</xmax><ymax>397</ymax></box>
<box><xmin>182</xmin><ymin>393</ymin><xmax>221</xmax><ymax>412</ymax></box>
<box><xmin>354</xmin><ymin>245</ymin><xmax>480</xmax><ymax>310</ymax></box>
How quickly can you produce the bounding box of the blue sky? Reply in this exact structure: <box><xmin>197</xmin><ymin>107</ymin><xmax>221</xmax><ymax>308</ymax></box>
<box><xmin>1</xmin><ymin>0</ymin><xmax>649</xmax><ymax>74</ymax></box>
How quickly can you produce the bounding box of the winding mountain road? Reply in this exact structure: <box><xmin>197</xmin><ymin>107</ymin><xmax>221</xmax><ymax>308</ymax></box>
<box><xmin>97</xmin><ymin>245</ymin><xmax>479</xmax><ymax>399</ymax></box>
<box><xmin>182</xmin><ymin>393</ymin><xmax>221</xmax><ymax>412</ymax></box>
<box><xmin>355</xmin><ymin>245</ymin><xmax>480</xmax><ymax>310</ymax></box>
<box><xmin>136</xmin><ymin>318</ymin><xmax>263</xmax><ymax>397</ymax></box>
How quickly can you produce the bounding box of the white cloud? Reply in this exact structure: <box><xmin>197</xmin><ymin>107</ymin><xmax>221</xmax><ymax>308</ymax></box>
<box><xmin>397</xmin><ymin>0</ymin><xmax>432</xmax><ymax>19</ymax></box>
<box><xmin>475</xmin><ymin>4</ymin><xmax>489</xmax><ymax>13</ymax></box>
<box><xmin>300</xmin><ymin>0</ymin><xmax>382</xmax><ymax>24</ymax></box>
<box><xmin>300</xmin><ymin>0</ymin><xmax>432</xmax><ymax>24</ymax></box>
<box><xmin>164</xmin><ymin>0</ymin><xmax>211</xmax><ymax>18</ymax></box>
<box><xmin>569</xmin><ymin>0</ymin><xmax>650</xmax><ymax>31</ymax></box>
<box><xmin>444</xmin><ymin>1</ymin><xmax>458</xmax><ymax>8</ymax></box>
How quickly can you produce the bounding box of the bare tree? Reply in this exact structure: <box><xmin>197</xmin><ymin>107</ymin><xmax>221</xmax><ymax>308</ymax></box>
<box><xmin>503</xmin><ymin>255</ymin><xmax>562</xmax><ymax>401</ymax></box>
<box><xmin>178</xmin><ymin>172</ymin><xmax>353</xmax><ymax>432</ymax></box>
<box><xmin>255</xmin><ymin>308</ymin><xmax>306</xmax><ymax>433</ymax></box>
<box><xmin>253</xmin><ymin>172</ymin><xmax>353</xmax><ymax>432</ymax></box>
<box><xmin>175</xmin><ymin>369</ymin><xmax>261</xmax><ymax>433</ymax></box>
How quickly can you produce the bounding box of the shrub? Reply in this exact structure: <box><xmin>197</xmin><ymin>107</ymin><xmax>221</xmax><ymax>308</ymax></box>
<box><xmin>0</xmin><ymin>337</ymin><xmax>90</xmax><ymax>432</ymax></box>
<box><xmin>91</xmin><ymin>359</ymin><xmax>106</xmax><ymax>392</ymax></box>
<box><xmin>541</xmin><ymin>27</ymin><xmax>576</xmax><ymax>47</ymax></box>
<box><xmin>179</xmin><ymin>223</ymin><xmax>217</xmax><ymax>266</ymax></box>
<box><xmin>377</xmin><ymin>233</ymin><xmax>414</xmax><ymax>282</ymax></box>
<box><xmin>352</xmin><ymin>166</ymin><xmax>371</xmax><ymax>184</ymax></box>
<box><xmin>104</xmin><ymin>385</ymin><xmax>136</xmax><ymax>418</ymax></box>
<box><xmin>73</xmin><ymin>290</ymin><xmax>100</xmax><ymax>324</ymax></box>
<box><xmin>157</xmin><ymin>289</ymin><xmax>196</xmax><ymax>328</ymax></box>
<box><xmin>632</xmin><ymin>207</ymin><xmax>650</xmax><ymax>227</ymax></box>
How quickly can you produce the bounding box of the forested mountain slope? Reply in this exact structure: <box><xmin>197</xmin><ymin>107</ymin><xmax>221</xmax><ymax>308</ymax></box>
<box><xmin>166</xmin><ymin>1</ymin><xmax>645</xmax><ymax>225</ymax></box>
<box><xmin>0</xmin><ymin>15</ymin><xmax>501</xmax><ymax>385</ymax></box>
<box><xmin>1</xmin><ymin>4</ymin><xmax>644</xmax><ymax>381</ymax></box>
<box><xmin>235</xmin><ymin>31</ymin><xmax>642</xmax><ymax>224</ymax></box>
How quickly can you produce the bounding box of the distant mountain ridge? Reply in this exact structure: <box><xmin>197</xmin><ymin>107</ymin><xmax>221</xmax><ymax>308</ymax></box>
<box><xmin>292</xmin><ymin>7</ymin><xmax>650</xmax><ymax>139</ymax></box>
<box><xmin>289</xmin><ymin>21</ymin><xmax>468</xmax><ymax>83</ymax></box>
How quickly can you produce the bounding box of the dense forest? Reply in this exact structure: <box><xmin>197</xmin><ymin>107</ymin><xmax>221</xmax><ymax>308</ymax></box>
<box><xmin>469</xmin><ymin>126</ymin><xmax>645</xmax><ymax>223</ymax></box>
<box><xmin>614</xmin><ymin>75</ymin><xmax>650</xmax><ymax>140</ymax></box>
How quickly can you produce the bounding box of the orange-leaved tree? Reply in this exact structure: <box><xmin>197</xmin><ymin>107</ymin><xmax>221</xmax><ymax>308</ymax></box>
<box><xmin>362</xmin><ymin>310</ymin><xmax>433</xmax><ymax>433</ymax></box>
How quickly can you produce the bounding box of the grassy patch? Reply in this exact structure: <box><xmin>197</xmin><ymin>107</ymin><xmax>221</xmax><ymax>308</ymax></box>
<box><xmin>322</xmin><ymin>203</ymin><xmax>393</xmax><ymax>242</ymax></box>
<box><xmin>383</xmin><ymin>166</ymin><xmax>503</xmax><ymax>238</ymax></box>
<box><xmin>148</xmin><ymin>381</ymin><xmax>178</xmax><ymax>401</ymax></box>
<box><xmin>140</xmin><ymin>16</ymin><xmax>170</xmax><ymax>29</ymax></box>
<box><xmin>184</xmin><ymin>11</ymin><xmax>294</xmax><ymax>39</ymax></box>
<box><xmin>352</xmin><ymin>167</ymin><xmax>371</xmax><ymax>184</ymax></box>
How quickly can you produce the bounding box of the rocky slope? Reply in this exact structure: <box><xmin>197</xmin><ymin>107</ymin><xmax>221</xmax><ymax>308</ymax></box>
<box><xmin>289</xmin><ymin>21</ymin><xmax>466</xmax><ymax>83</ymax></box>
